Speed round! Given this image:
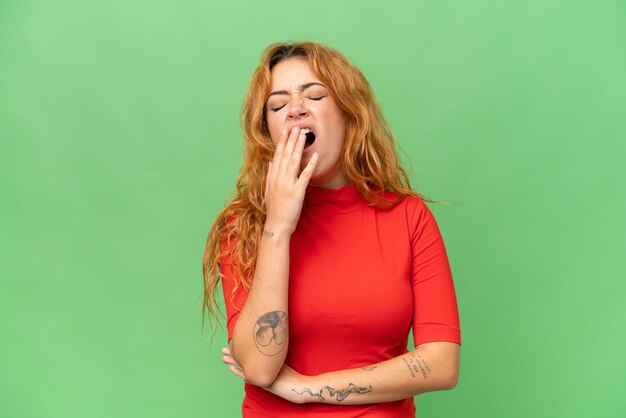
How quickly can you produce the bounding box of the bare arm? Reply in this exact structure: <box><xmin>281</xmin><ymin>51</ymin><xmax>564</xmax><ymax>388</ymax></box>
<box><xmin>224</xmin><ymin>342</ymin><xmax>459</xmax><ymax>403</ymax></box>
<box><xmin>228</xmin><ymin>127</ymin><xmax>318</xmax><ymax>387</ymax></box>
<box><xmin>285</xmin><ymin>342</ymin><xmax>460</xmax><ymax>404</ymax></box>
<box><xmin>228</xmin><ymin>230</ymin><xmax>290</xmax><ymax>387</ymax></box>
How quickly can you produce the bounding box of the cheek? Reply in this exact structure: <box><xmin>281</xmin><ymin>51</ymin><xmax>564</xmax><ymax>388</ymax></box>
<box><xmin>326</xmin><ymin>104</ymin><xmax>346</xmax><ymax>135</ymax></box>
<box><xmin>328</xmin><ymin>111</ymin><xmax>347</xmax><ymax>149</ymax></box>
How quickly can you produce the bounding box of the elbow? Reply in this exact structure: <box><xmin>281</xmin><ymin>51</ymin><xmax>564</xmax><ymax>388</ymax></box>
<box><xmin>442</xmin><ymin>371</ymin><xmax>459</xmax><ymax>390</ymax></box>
<box><xmin>242</xmin><ymin>367</ymin><xmax>278</xmax><ymax>388</ymax></box>
<box><xmin>440</xmin><ymin>366</ymin><xmax>460</xmax><ymax>390</ymax></box>
<box><xmin>416</xmin><ymin>342</ymin><xmax>460</xmax><ymax>392</ymax></box>
<box><xmin>236</xmin><ymin>356</ymin><xmax>279</xmax><ymax>388</ymax></box>
<box><xmin>228</xmin><ymin>340</ymin><xmax>284</xmax><ymax>388</ymax></box>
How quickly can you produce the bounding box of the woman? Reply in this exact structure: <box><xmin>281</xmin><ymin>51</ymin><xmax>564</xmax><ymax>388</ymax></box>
<box><xmin>203</xmin><ymin>41</ymin><xmax>461</xmax><ymax>417</ymax></box>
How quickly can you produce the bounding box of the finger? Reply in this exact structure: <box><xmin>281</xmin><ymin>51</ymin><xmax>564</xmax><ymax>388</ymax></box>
<box><xmin>288</xmin><ymin>131</ymin><xmax>306</xmax><ymax>175</ymax></box>
<box><xmin>221</xmin><ymin>347</ymin><xmax>232</xmax><ymax>356</ymax></box>
<box><xmin>295</xmin><ymin>152</ymin><xmax>319</xmax><ymax>189</ymax></box>
<box><xmin>221</xmin><ymin>355</ymin><xmax>240</xmax><ymax>367</ymax></box>
<box><xmin>272</xmin><ymin>128</ymin><xmax>288</xmax><ymax>166</ymax></box>
<box><xmin>229</xmin><ymin>365</ymin><xmax>245</xmax><ymax>379</ymax></box>
<box><xmin>271</xmin><ymin>128</ymin><xmax>290</xmax><ymax>181</ymax></box>
<box><xmin>279</xmin><ymin>127</ymin><xmax>302</xmax><ymax>170</ymax></box>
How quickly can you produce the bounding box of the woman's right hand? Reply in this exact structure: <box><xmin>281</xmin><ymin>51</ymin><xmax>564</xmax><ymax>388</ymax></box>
<box><xmin>264</xmin><ymin>127</ymin><xmax>318</xmax><ymax>236</ymax></box>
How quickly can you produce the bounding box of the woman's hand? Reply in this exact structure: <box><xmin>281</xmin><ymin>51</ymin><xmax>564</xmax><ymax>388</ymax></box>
<box><xmin>264</xmin><ymin>127</ymin><xmax>318</xmax><ymax>236</ymax></box>
<box><xmin>221</xmin><ymin>347</ymin><xmax>246</xmax><ymax>380</ymax></box>
<box><xmin>221</xmin><ymin>347</ymin><xmax>307</xmax><ymax>404</ymax></box>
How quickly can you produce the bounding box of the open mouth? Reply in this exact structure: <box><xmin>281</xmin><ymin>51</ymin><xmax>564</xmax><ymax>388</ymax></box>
<box><xmin>302</xmin><ymin>129</ymin><xmax>317</xmax><ymax>148</ymax></box>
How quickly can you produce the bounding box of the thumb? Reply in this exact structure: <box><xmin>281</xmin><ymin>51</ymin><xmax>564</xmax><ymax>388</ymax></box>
<box><xmin>295</xmin><ymin>153</ymin><xmax>318</xmax><ymax>189</ymax></box>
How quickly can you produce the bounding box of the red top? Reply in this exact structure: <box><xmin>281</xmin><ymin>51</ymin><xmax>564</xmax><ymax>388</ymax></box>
<box><xmin>221</xmin><ymin>185</ymin><xmax>461</xmax><ymax>417</ymax></box>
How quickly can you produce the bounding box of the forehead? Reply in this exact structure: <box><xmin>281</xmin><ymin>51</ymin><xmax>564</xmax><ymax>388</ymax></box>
<box><xmin>269</xmin><ymin>58</ymin><xmax>322</xmax><ymax>89</ymax></box>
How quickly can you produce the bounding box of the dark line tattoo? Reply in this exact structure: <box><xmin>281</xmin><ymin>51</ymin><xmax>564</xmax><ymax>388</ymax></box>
<box><xmin>253</xmin><ymin>311</ymin><xmax>287</xmax><ymax>356</ymax></box>
<box><xmin>292</xmin><ymin>383</ymin><xmax>373</xmax><ymax>402</ymax></box>
<box><xmin>403</xmin><ymin>353</ymin><xmax>431</xmax><ymax>379</ymax></box>
<box><xmin>262</xmin><ymin>230</ymin><xmax>274</xmax><ymax>238</ymax></box>
<box><xmin>361</xmin><ymin>365</ymin><xmax>377</xmax><ymax>371</ymax></box>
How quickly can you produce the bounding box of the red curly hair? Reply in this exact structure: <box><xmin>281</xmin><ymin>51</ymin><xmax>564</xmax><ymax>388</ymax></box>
<box><xmin>202</xmin><ymin>42</ymin><xmax>424</xmax><ymax>330</ymax></box>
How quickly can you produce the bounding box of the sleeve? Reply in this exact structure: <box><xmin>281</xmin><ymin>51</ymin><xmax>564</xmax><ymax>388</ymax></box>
<box><xmin>409</xmin><ymin>199</ymin><xmax>462</xmax><ymax>347</ymax></box>
<box><xmin>219</xmin><ymin>239</ymin><xmax>250</xmax><ymax>342</ymax></box>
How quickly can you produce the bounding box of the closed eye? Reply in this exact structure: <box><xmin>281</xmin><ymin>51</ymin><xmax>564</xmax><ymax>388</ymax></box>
<box><xmin>267</xmin><ymin>95</ymin><xmax>325</xmax><ymax>111</ymax></box>
<box><xmin>270</xmin><ymin>104</ymin><xmax>286</xmax><ymax>112</ymax></box>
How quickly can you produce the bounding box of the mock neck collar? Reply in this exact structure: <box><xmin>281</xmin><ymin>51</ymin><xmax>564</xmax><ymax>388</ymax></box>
<box><xmin>303</xmin><ymin>184</ymin><xmax>364</xmax><ymax>214</ymax></box>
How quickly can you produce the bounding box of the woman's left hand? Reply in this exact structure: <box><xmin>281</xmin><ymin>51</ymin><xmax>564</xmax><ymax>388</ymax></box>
<box><xmin>221</xmin><ymin>347</ymin><xmax>307</xmax><ymax>404</ymax></box>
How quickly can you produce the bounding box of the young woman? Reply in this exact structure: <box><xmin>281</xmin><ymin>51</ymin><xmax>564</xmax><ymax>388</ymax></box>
<box><xmin>203</xmin><ymin>41</ymin><xmax>461</xmax><ymax>417</ymax></box>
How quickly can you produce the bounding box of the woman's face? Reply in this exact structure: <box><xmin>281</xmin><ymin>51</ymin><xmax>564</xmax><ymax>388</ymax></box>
<box><xmin>265</xmin><ymin>58</ymin><xmax>349</xmax><ymax>189</ymax></box>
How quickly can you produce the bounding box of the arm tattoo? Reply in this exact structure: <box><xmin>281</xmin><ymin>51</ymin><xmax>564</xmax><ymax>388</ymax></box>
<box><xmin>361</xmin><ymin>365</ymin><xmax>377</xmax><ymax>371</ymax></box>
<box><xmin>262</xmin><ymin>230</ymin><xmax>274</xmax><ymax>238</ymax></box>
<box><xmin>292</xmin><ymin>383</ymin><xmax>373</xmax><ymax>402</ymax></box>
<box><xmin>253</xmin><ymin>311</ymin><xmax>287</xmax><ymax>356</ymax></box>
<box><xmin>403</xmin><ymin>352</ymin><xmax>431</xmax><ymax>379</ymax></box>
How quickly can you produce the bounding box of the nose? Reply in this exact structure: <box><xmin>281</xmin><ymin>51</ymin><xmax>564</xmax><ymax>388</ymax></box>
<box><xmin>286</xmin><ymin>94</ymin><xmax>308</xmax><ymax>121</ymax></box>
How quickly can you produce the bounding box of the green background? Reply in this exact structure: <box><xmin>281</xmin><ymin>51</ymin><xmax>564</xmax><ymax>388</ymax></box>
<box><xmin>1</xmin><ymin>0</ymin><xmax>625</xmax><ymax>417</ymax></box>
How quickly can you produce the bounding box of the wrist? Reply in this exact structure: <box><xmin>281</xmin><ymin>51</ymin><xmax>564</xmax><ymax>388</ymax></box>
<box><xmin>290</xmin><ymin>373</ymin><xmax>314</xmax><ymax>404</ymax></box>
<box><xmin>262</xmin><ymin>222</ymin><xmax>293</xmax><ymax>241</ymax></box>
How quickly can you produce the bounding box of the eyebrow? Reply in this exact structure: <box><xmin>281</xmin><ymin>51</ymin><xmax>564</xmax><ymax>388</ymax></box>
<box><xmin>268</xmin><ymin>82</ymin><xmax>327</xmax><ymax>97</ymax></box>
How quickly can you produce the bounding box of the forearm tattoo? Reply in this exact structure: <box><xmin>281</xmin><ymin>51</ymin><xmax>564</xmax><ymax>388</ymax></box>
<box><xmin>361</xmin><ymin>365</ymin><xmax>377</xmax><ymax>371</ymax></box>
<box><xmin>262</xmin><ymin>230</ymin><xmax>274</xmax><ymax>238</ymax></box>
<box><xmin>253</xmin><ymin>311</ymin><xmax>287</xmax><ymax>356</ymax></box>
<box><xmin>403</xmin><ymin>352</ymin><xmax>431</xmax><ymax>379</ymax></box>
<box><xmin>292</xmin><ymin>383</ymin><xmax>373</xmax><ymax>402</ymax></box>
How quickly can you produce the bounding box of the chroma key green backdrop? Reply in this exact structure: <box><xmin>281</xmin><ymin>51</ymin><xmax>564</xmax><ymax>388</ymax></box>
<box><xmin>1</xmin><ymin>0</ymin><xmax>625</xmax><ymax>417</ymax></box>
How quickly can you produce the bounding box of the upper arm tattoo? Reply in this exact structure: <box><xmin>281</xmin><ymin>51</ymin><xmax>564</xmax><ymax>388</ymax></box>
<box><xmin>253</xmin><ymin>311</ymin><xmax>287</xmax><ymax>356</ymax></box>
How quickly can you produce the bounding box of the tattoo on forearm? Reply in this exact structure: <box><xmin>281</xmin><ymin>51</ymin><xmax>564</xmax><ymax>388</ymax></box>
<box><xmin>403</xmin><ymin>352</ymin><xmax>431</xmax><ymax>379</ymax></box>
<box><xmin>292</xmin><ymin>383</ymin><xmax>373</xmax><ymax>402</ymax></box>
<box><xmin>262</xmin><ymin>230</ymin><xmax>274</xmax><ymax>238</ymax></box>
<box><xmin>253</xmin><ymin>311</ymin><xmax>287</xmax><ymax>356</ymax></box>
<box><xmin>361</xmin><ymin>365</ymin><xmax>377</xmax><ymax>371</ymax></box>
<box><xmin>417</xmin><ymin>354</ymin><xmax>431</xmax><ymax>378</ymax></box>
<box><xmin>402</xmin><ymin>358</ymin><xmax>416</xmax><ymax>378</ymax></box>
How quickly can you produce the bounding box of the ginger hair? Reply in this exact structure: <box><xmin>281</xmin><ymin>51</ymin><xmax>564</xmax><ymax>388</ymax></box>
<box><xmin>202</xmin><ymin>41</ymin><xmax>425</xmax><ymax>330</ymax></box>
